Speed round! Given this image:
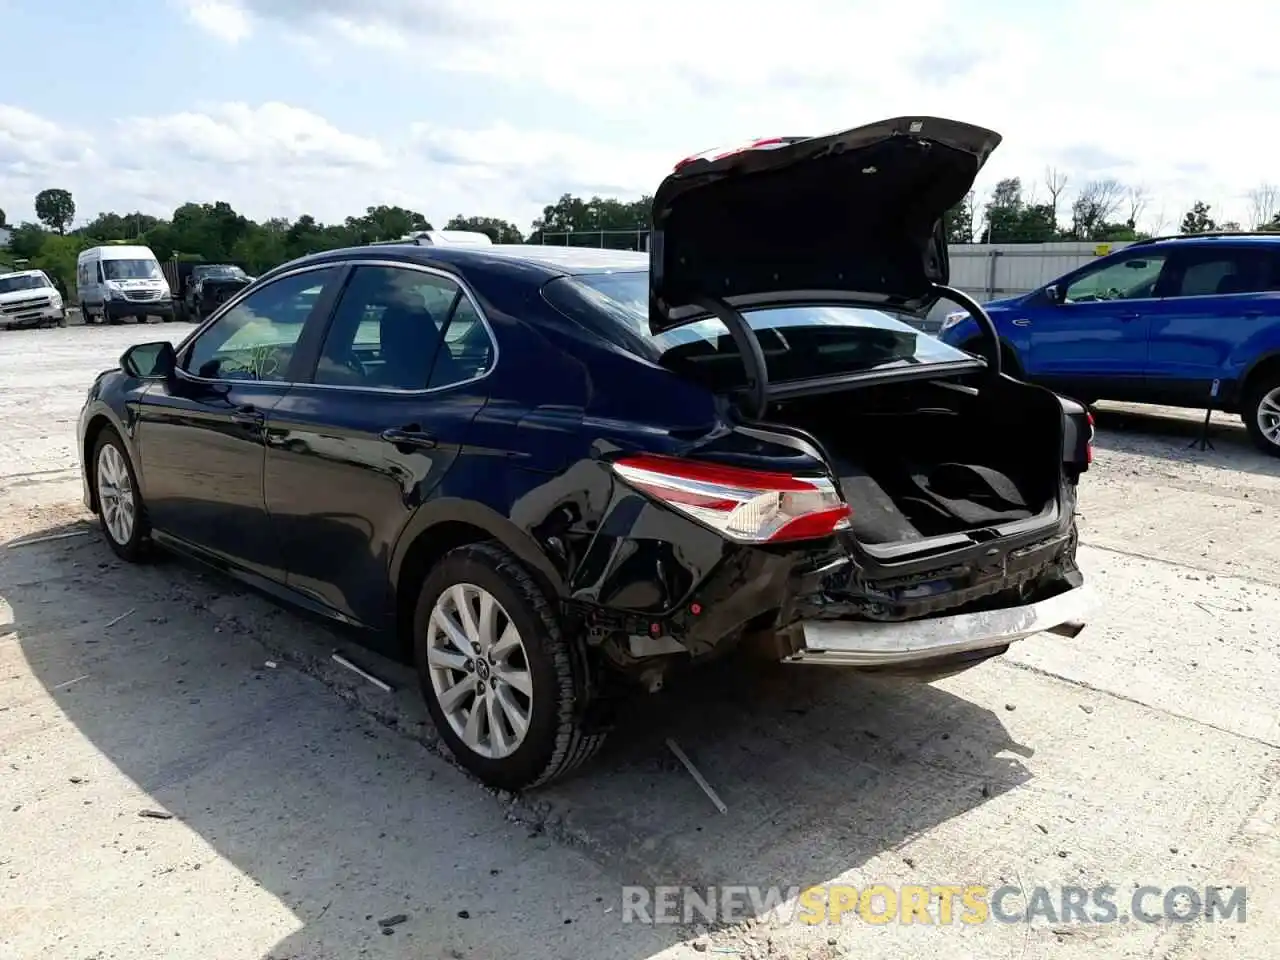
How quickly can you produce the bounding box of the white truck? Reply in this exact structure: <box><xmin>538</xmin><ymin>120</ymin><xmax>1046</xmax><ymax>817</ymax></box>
<box><xmin>0</xmin><ymin>269</ymin><xmax>66</xmax><ymax>330</ymax></box>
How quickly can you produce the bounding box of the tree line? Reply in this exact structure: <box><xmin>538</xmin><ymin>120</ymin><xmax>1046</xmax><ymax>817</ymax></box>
<box><xmin>944</xmin><ymin>171</ymin><xmax>1280</xmax><ymax>245</ymax></box>
<box><xmin>4</xmin><ymin>176</ymin><xmax>1279</xmax><ymax>295</ymax></box>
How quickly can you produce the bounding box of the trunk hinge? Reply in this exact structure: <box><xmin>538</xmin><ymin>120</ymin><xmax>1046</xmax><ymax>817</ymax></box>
<box><xmin>931</xmin><ymin>283</ymin><xmax>1002</xmax><ymax>378</ymax></box>
<box><xmin>689</xmin><ymin>294</ymin><xmax>770</xmax><ymax>420</ymax></box>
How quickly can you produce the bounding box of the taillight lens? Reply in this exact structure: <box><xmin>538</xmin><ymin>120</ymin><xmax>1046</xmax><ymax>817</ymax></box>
<box><xmin>1086</xmin><ymin>411</ymin><xmax>1096</xmax><ymax>464</ymax></box>
<box><xmin>611</xmin><ymin>454</ymin><xmax>851</xmax><ymax>544</ymax></box>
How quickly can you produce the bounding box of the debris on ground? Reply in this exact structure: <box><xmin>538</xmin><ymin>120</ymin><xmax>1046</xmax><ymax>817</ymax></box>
<box><xmin>7</xmin><ymin>528</ymin><xmax>90</xmax><ymax>549</ymax></box>
<box><xmin>138</xmin><ymin>809</ymin><xmax>174</xmax><ymax>820</ymax></box>
<box><xmin>105</xmin><ymin>608</ymin><xmax>135</xmax><ymax>629</ymax></box>
<box><xmin>377</xmin><ymin>913</ymin><xmax>408</xmax><ymax>929</ymax></box>
<box><xmin>332</xmin><ymin>651</ymin><xmax>394</xmax><ymax>693</ymax></box>
<box><xmin>666</xmin><ymin>738</ymin><xmax>728</xmax><ymax>814</ymax></box>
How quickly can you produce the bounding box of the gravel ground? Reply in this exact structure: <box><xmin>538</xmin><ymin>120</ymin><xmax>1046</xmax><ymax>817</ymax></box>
<box><xmin>1</xmin><ymin>324</ymin><xmax>1278</xmax><ymax>960</ymax></box>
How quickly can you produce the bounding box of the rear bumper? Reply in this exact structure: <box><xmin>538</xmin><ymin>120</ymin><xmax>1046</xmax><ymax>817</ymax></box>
<box><xmin>779</xmin><ymin>582</ymin><xmax>1097</xmax><ymax>667</ymax></box>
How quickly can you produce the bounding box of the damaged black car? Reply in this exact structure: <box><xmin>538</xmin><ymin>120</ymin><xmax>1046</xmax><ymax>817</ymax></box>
<box><xmin>76</xmin><ymin>116</ymin><xmax>1097</xmax><ymax>790</ymax></box>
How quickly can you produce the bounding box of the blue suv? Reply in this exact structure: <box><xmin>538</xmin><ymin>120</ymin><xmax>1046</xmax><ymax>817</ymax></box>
<box><xmin>937</xmin><ymin>234</ymin><xmax>1280</xmax><ymax>456</ymax></box>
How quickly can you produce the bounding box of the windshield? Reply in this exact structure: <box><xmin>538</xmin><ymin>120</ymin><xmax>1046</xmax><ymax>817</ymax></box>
<box><xmin>0</xmin><ymin>273</ymin><xmax>52</xmax><ymax>295</ymax></box>
<box><xmin>104</xmin><ymin>258</ymin><xmax>162</xmax><ymax>281</ymax></box>
<box><xmin>554</xmin><ymin>271</ymin><xmax>973</xmax><ymax>382</ymax></box>
<box><xmin>196</xmin><ymin>265</ymin><xmax>247</xmax><ymax>279</ymax></box>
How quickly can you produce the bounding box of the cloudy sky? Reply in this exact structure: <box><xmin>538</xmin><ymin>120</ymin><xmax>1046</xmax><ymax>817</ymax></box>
<box><xmin>2</xmin><ymin>0</ymin><xmax>1277</xmax><ymax>234</ymax></box>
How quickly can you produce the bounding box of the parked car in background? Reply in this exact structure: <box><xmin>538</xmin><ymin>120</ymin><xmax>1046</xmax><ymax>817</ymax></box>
<box><xmin>76</xmin><ymin>116</ymin><xmax>1096</xmax><ymax>790</ymax></box>
<box><xmin>0</xmin><ymin>269</ymin><xmax>66</xmax><ymax>329</ymax></box>
<box><xmin>179</xmin><ymin>263</ymin><xmax>254</xmax><ymax>323</ymax></box>
<box><xmin>937</xmin><ymin>233</ymin><xmax>1280</xmax><ymax>455</ymax></box>
<box><xmin>76</xmin><ymin>245</ymin><xmax>175</xmax><ymax>325</ymax></box>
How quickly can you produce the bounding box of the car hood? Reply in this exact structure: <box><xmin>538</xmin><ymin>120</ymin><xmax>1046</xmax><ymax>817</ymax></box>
<box><xmin>0</xmin><ymin>287</ymin><xmax>54</xmax><ymax>303</ymax></box>
<box><xmin>648</xmin><ymin>116</ymin><xmax>1001</xmax><ymax>335</ymax></box>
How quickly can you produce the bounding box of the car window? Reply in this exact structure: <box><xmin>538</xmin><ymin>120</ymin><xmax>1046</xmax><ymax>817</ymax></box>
<box><xmin>184</xmin><ymin>267</ymin><xmax>337</xmax><ymax>382</ymax></box>
<box><xmin>314</xmin><ymin>266</ymin><xmax>456</xmax><ymax>390</ymax></box>
<box><xmin>1064</xmin><ymin>254</ymin><xmax>1167</xmax><ymax>303</ymax></box>
<box><xmin>103</xmin><ymin>259</ymin><xmax>163</xmax><ymax>281</ymax></box>
<box><xmin>429</xmin><ymin>295</ymin><xmax>495</xmax><ymax>389</ymax></box>
<box><xmin>1167</xmin><ymin>250</ymin><xmax>1271</xmax><ymax>298</ymax></box>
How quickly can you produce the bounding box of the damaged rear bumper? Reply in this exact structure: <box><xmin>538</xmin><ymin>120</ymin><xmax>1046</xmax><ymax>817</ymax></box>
<box><xmin>777</xmin><ymin>582</ymin><xmax>1097</xmax><ymax>667</ymax></box>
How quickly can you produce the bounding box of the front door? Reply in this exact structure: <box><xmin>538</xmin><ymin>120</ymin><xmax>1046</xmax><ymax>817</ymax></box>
<box><xmin>135</xmin><ymin>265</ymin><xmax>343</xmax><ymax>581</ymax></box>
<box><xmin>264</xmin><ymin>262</ymin><xmax>495</xmax><ymax>627</ymax></box>
<box><xmin>1025</xmin><ymin>249</ymin><xmax>1169</xmax><ymax>401</ymax></box>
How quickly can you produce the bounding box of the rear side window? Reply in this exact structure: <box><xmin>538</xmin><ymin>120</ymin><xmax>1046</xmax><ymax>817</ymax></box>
<box><xmin>1165</xmin><ymin>248</ymin><xmax>1276</xmax><ymax>298</ymax></box>
<box><xmin>544</xmin><ymin>271</ymin><xmax>971</xmax><ymax>388</ymax></box>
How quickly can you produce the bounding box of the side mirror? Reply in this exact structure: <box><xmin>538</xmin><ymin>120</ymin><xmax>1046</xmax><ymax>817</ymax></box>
<box><xmin>120</xmin><ymin>341</ymin><xmax>176</xmax><ymax>380</ymax></box>
<box><xmin>1045</xmin><ymin>284</ymin><xmax>1066</xmax><ymax>305</ymax></box>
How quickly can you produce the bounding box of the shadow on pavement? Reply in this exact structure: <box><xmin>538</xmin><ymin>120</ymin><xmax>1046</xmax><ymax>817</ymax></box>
<box><xmin>4</xmin><ymin>519</ymin><xmax>1029</xmax><ymax>959</ymax></box>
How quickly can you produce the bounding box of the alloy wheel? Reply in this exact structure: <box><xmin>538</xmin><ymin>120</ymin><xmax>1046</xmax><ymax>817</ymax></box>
<box><xmin>425</xmin><ymin>583</ymin><xmax>533</xmax><ymax>760</ymax></box>
<box><xmin>96</xmin><ymin>443</ymin><xmax>136</xmax><ymax>546</ymax></box>
<box><xmin>1257</xmin><ymin>386</ymin><xmax>1280</xmax><ymax>448</ymax></box>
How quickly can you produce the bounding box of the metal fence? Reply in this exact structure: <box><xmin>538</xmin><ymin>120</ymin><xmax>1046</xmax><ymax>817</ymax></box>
<box><xmin>535</xmin><ymin>229</ymin><xmax>650</xmax><ymax>251</ymax></box>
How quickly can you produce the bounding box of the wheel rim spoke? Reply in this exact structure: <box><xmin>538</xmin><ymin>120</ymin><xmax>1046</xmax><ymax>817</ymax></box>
<box><xmin>485</xmin><ymin>690</ymin><xmax>511</xmax><ymax>754</ymax></box>
<box><xmin>494</xmin><ymin>663</ymin><xmax>532</xmax><ymax>697</ymax></box>
<box><xmin>424</xmin><ymin>581</ymin><xmax>532</xmax><ymax>760</ymax></box>
<box><xmin>462</xmin><ymin>692</ymin><xmax>486</xmax><ymax>747</ymax></box>
<box><xmin>437</xmin><ymin>674</ymin><xmax>476</xmax><ymax>713</ymax></box>
<box><xmin>431</xmin><ymin>607</ymin><xmax>472</xmax><ymax>655</ymax></box>
<box><xmin>494</xmin><ymin>684</ymin><xmax>530</xmax><ymax>740</ymax></box>
<box><xmin>450</xmin><ymin>584</ymin><xmax>480</xmax><ymax>646</ymax></box>
<box><xmin>426</xmin><ymin>646</ymin><xmax>470</xmax><ymax>672</ymax></box>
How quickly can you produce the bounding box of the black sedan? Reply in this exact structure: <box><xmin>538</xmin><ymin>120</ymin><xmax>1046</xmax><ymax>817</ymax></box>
<box><xmin>77</xmin><ymin>116</ymin><xmax>1097</xmax><ymax>790</ymax></box>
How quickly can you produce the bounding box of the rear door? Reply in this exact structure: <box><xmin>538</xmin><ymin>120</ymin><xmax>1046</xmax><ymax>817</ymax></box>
<box><xmin>264</xmin><ymin>261</ymin><xmax>496</xmax><ymax>628</ymax></box>
<box><xmin>1145</xmin><ymin>245</ymin><xmax>1275</xmax><ymax>405</ymax></box>
<box><xmin>1023</xmin><ymin>249</ymin><xmax>1167</xmax><ymax>400</ymax></box>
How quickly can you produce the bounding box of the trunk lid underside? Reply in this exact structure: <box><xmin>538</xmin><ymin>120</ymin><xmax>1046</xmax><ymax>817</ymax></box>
<box><xmin>648</xmin><ymin>115</ymin><xmax>1002</xmax><ymax>333</ymax></box>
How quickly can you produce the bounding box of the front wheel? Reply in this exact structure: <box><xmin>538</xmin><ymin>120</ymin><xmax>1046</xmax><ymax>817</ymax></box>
<box><xmin>1244</xmin><ymin>374</ymin><xmax>1280</xmax><ymax>457</ymax></box>
<box><xmin>92</xmin><ymin>428</ymin><xmax>150</xmax><ymax>561</ymax></box>
<box><xmin>413</xmin><ymin>543</ymin><xmax>605</xmax><ymax>790</ymax></box>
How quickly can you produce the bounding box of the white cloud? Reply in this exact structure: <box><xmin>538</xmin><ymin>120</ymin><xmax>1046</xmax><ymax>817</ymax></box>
<box><xmin>0</xmin><ymin>103</ymin><xmax>673</xmax><ymax>231</ymax></box>
<box><xmin>175</xmin><ymin>0</ymin><xmax>1280</xmax><ymax>230</ymax></box>
<box><xmin>177</xmin><ymin>0</ymin><xmax>252</xmax><ymax>44</ymax></box>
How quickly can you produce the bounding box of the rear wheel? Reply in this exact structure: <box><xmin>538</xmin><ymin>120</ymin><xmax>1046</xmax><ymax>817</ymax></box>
<box><xmin>92</xmin><ymin>428</ymin><xmax>150</xmax><ymax>561</ymax></box>
<box><xmin>413</xmin><ymin>542</ymin><xmax>605</xmax><ymax>790</ymax></box>
<box><xmin>1244</xmin><ymin>373</ymin><xmax>1280</xmax><ymax>457</ymax></box>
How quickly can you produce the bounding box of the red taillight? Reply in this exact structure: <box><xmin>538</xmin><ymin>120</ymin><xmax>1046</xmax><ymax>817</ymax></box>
<box><xmin>1086</xmin><ymin>411</ymin><xmax>1096</xmax><ymax>464</ymax></box>
<box><xmin>611</xmin><ymin>454</ymin><xmax>851</xmax><ymax>544</ymax></box>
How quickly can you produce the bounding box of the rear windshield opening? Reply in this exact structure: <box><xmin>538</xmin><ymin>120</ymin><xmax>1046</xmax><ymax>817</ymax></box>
<box><xmin>549</xmin><ymin>270</ymin><xmax>972</xmax><ymax>390</ymax></box>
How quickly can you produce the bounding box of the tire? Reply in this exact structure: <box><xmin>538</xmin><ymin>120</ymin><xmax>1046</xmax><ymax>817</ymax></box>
<box><xmin>56</xmin><ymin>313</ymin><xmax>67</xmax><ymax>328</ymax></box>
<box><xmin>1243</xmin><ymin>371</ymin><xmax>1280</xmax><ymax>457</ymax></box>
<box><xmin>91</xmin><ymin>427</ymin><xmax>150</xmax><ymax>562</ymax></box>
<box><xmin>413</xmin><ymin>542</ymin><xmax>605</xmax><ymax>790</ymax></box>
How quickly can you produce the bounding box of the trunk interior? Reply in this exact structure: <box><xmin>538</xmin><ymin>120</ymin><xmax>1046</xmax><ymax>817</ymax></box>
<box><xmin>766</xmin><ymin>377</ymin><xmax>1063</xmax><ymax>548</ymax></box>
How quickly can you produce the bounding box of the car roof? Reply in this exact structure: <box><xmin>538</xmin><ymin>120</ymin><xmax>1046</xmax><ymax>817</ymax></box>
<box><xmin>1133</xmin><ymin>233</ymin><xmax>1280</xmax><ymax>250</ymax></box>
<box><xmin>281</xmin><ymin>243</ymin><xmax>648</xmax><ymax>282</ymax></box>
<box><xmin>0</xmin><ymin>269</ymin><xmax>44</xmax><ymax>280</ymax></box>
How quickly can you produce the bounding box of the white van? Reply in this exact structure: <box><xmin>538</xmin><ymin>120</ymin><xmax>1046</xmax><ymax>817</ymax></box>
<box><xmin>76</xmin><ymin>244</ymin><xmax>175</xmax><ymax>324</ymax></box>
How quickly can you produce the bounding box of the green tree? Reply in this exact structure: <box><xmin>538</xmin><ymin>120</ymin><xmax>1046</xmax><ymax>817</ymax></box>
<box><xmin>980</xmin><ymin>179</ymin><xmax>1058</xmax><ymax>242</ymax></box>
<box><xmin>529</xmin><ymin>193</ymin><xmax>651</xmax><ymax>246</ymax></box>
<box><xmin>79</xmin><ymin>211</ymin><xmax>161</xmax><ymax>241</ymax></box>
<box><xmin>1180</xmin><ymin>201</ymin><xmax>1217</xmax><ymax>234</ymax></box>
<box><xmin>8</xmin><ymin>223</ymin><xmax>48</xmax><ymax>260</ymax></box>
<box><xmin>34</xmin><ymin>188</ymin><xmax>75</xmax><ymax>234</ymax></box>
<box><xmin>944</xmin><ymin>192</ymin><xmax>974</xmax><ymax>244</ymax></box>
<box><xmin>445</xmin><ymin>215</ymin><xmax>524</xmax><ymax>243</ymax></box>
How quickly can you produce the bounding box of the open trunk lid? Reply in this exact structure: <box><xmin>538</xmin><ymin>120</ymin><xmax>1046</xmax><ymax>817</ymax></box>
<box><xmin>648</xmin><ymin>116</ymin><xmax>1001</xmax><ymax>334</ymax></box>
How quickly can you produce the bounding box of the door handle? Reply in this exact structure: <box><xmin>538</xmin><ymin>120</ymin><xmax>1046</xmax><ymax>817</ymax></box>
<box><xmin>1243</xmin><ymin>310</ymin><xmax>1264</xmax><ymax>319</ymax></box>
<box><xmin>381</xmin><ymin>426</ymin><xmax>437</xmax><ymax>450</ymax></box>
<box><xmin>1118</xmin><ymin>312</ymin><xmax>1142</xmax><ymax>321</ymax></box>
<box><xmin>231</xmin><ymin>404</ymin><xmax>264</xmax><ymax>426</ymax></box>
